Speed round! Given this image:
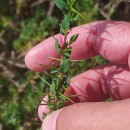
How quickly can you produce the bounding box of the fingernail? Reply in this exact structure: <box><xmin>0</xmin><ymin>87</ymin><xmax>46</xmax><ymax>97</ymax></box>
<box><xmin>42</xmin><ymin>108</ymin><xmax>63</xmax><ymax>130</ymax></box>
<box><xmin>38</xmin><ymin>96</ymin><xmax>50</xmax><ymax>121</ymax></box>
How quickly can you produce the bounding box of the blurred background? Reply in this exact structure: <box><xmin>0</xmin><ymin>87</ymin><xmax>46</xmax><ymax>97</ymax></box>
<box><xmin>0</xmin><ymin>0</ymin><xmax>130</xmax><ymax>130</ymax></box>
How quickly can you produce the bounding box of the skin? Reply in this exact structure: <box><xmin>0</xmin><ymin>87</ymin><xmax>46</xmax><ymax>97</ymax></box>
<box><xmin>25</xmin><ymin>21</ymin><xmax>130</xmax><ymax>130</ymax></box>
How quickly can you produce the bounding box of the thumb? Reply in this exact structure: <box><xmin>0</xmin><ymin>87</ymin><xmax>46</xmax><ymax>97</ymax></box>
<box><xmin>42</xmin><ymin>99</ymin><xmax>130</xmax><ymax>130</ymax></box>
<box><xmin>42</xmin><ymin>108</ymin><xmax>63</xmax><ymax>130</ymax></box>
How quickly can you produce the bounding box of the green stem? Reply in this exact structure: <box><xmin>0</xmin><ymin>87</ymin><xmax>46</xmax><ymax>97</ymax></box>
<box><xmin>70</xmin><ymin>7</ymin><xmax>87</xmax><ymax>21</ymax></box>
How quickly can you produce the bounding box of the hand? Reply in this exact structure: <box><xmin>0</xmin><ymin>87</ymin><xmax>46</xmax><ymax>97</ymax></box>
<box><xmin>25</xmin><ymin>21</ymin><xmax>130</xmax><ymax>130</ymax></box>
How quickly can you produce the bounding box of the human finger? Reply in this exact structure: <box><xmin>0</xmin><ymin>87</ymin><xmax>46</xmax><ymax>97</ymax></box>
<box><xmin>42</xmin><ymin>99</ymin><xmax>130</xmax><ymax>130</ymax></box>
<box><xmin>25</xmin><ymin>21</ymin><xmax>130</xmax><ymax>71</ymax></box>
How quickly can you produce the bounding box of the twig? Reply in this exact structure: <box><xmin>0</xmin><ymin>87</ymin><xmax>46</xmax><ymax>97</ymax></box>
<box><xmin>0</xmin><ymin>123</ymin><xmax>2</xmax><ymax>130</ymax></box>
<box><xmin>31</xmin><ymin>0</ymin><xmax>47</xmax><ymax>7</ymax></box>
<box><xmin>96</xmin><ymin>0</ymin><xmax>123</xmax><ymax>20</ymax></box>
<box><xmin>7</xmin><ymin>60</ymin><xmax>26</xmax><ymax>68</ymax></box>
<box><xmin>0</xmin><ymin>63</ymin><xmax>27</xmax><ymax>90</ymax></box>
<box><xmin>0</xmin><ymin>64</ymin><xmax>15</xmax><ymax>78</ymax></box>
<box><xmin>47</xmin><ymin>1</ymin><xmax>55</xmax><ymax>16</ymax></box>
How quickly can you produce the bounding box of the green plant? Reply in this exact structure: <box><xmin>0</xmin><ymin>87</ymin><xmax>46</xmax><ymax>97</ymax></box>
<box><xmin>39</xmin><ymin>0</ymin><xmax>87</xmax><ymax>115</ymax></box>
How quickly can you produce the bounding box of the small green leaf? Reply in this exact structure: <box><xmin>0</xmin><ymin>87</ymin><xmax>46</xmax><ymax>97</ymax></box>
<box><xmin>54</xmin><ymin>0</ymin><xmax>69</xmax><ymax>12</ymax></box>
<box><xmin>48</xmin><ymin>103</ymin><xmax>55</xmax><ymax>109</ymax></box>
<box><xmin>63</xmin><ymin>48</ymin><xmax>71</xmax><ymax>59</ymax></box>
<box><xmin>50</xmin><ymin>80</ymin><xmax>56</xmax><ymax>94</ymax></box>
<box><xmin>72</xmin><ymin>14</ymin><xmax>78</xmax><ymax>22</ymax></box>
<box><xmin>54</xmin><ymin>77</ymin><xmax>60</xmax><ymax>89</ymax></box>
<box><xmin>69</xmin><ymin>34</ymin><xmax>79</xmax><ymax>45</ymax></box>
<box><xmin>55</xmin><ymin>38</ymin><xmax>61</xmax><ymax>54</ymax></box>
<box><xmin>59</xmin><ymin>93</ymin><xmax>75</xmax><ymax>103</ymax></box>
<box><xmin>60</xmin><ymin>59</ymin><xmax>70</xmax><ymax>73</ymax></box>
<box><xmin>106</xmin><ymin>98</ymin><xmax>113</xmax><ymax>102</ymax></box>
<box><xmin>39</xmin><ymin>76</ymin><xmax>51</xmax><ymax>87</ymax></box>
<box><xmin>66</xmin><ymin>75</ymin><xmax>71</xmax><ymax>85</ymax></box>
<box><xmin>59</xmin><ymin>94</ymin><xmax>66</xmax><ymax>101</ymax></box>
<box><xmin>60</xmin><ymin>15</ymin><xmax>70</xmax><ymax>34</ymax></box>
<box><xmin>63</xmin><ymin>52</ymin><xmax>71</xmax><ymax>58</ymax></box>
<box><xmin>56</xmin><ymin>101</ymin><xmax>65</xmax><ymax>109</ymax></box>
<box><xmin>51</xmin><ymin>69</ymin><xmax>59</xmax><ymax>74</ymax></box>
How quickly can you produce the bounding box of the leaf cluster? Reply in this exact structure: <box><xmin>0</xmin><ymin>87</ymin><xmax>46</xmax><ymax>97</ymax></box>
<box><xmin>40</xmin><ymin>0</ymin><xmax>81</xmax><ymax>113</ymax></box>
<box><xmin>54</xmin><ymin>0</ymin><xmax>86</xmax><ymax>34</ymax></box>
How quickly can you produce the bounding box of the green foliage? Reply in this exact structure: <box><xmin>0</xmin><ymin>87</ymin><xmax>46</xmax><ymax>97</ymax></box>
<box><xmin>13</xmin><ymin>9</ymin><xmax>58</xmax><ymax>52</ymax></box>
<box><xmin>55</xmin><ymin>38</ymin><xmax>61</xmax><ymax>54</ymax></box>
<box><xmin>0</xmin><ymin>71</ymin><xmax>45</xmax><ymax>130</ymax></box>
<box><xmin>69</xmin><ymin>34</ymin><xmax>79</xmax><ymax>44</ymax></box>
<box><xmin>40</xmin><ymin>0</ymin><xmax>83</xmax><ymax>112</ymax></box>
<box><xmin>78</xmin><ymin>0</ymin><xmax>99</xmax><ymax>24</ymax></box>
<box><xmin>54</xmin><ymin>0</ymin><xmax>69</xmax><ymax>12</ymax></box>
<box><xmin>60</xmin><ymin>14</ymin><xmax>70</xmax><ymax>34</ymax></box>
<box><xmin>60</xmin><ymin>59</ymin><xmax>70</xmax><ymax>73</ymax></box>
